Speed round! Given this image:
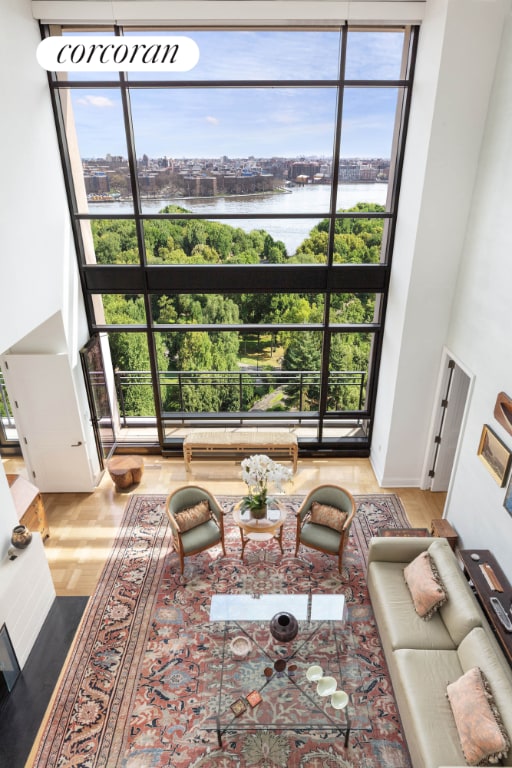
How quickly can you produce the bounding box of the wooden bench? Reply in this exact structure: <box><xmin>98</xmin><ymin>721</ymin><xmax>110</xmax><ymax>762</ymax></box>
<box><xmin>183</xmin><ymin>432</ymin><xmax>298</xmax><ymax>473</ymax></box>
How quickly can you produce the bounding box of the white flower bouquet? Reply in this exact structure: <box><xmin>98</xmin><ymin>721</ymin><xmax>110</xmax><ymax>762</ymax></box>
<box><xmin>240</xmin><ymin>454</ymin><xmax>293</xmax><ymax>514</ymax></box>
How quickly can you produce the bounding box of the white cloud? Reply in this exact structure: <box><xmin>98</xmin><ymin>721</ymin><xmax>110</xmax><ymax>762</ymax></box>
<box><xmin>205</xmin><ymin>115</ymin><xmax>220</xmax><ymax>125</ymax></box>
<box><xmin>76</xmin><ymin>95</ymin><xmax>115</xmax><ymax>108</ymax></box>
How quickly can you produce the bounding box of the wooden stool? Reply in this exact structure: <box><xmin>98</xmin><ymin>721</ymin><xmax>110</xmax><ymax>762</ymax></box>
<box><xmin>107</xmin><ymin>456</ymin><xmax>144</xmax><ymax>490</ymax></box>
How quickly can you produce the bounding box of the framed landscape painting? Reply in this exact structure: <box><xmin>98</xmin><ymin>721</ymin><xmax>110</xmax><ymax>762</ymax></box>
<box><xmin>477</xmin><ymin>424</ymin><xmax>512</xmax><ymax>487</ymax></box>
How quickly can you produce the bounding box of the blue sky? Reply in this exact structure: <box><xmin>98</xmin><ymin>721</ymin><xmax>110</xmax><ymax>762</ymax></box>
<box><xmin>68</xmin><ymin>29</ymin><xmax>404</xmax><ymax>159</ymax></box>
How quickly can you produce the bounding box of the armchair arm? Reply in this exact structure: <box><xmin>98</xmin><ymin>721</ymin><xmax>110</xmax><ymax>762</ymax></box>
<box><xmin>201</xmin><ymin>492</ymin><xmax>224</xmax><ymax>537</ymax></box>
<box><xmin>295</xmin><ymin>493</ymin><xmax>313</xmax><ymax>523</ymax></box>
<box><xmin>166</xmin><ymin>507</ymin><xmax>181</xmax><ymax>538</ymax></box>
<box><xmin>342</xmin><ymin>506</ymin><xmax>356</xmax><ymax>531</ymax></box>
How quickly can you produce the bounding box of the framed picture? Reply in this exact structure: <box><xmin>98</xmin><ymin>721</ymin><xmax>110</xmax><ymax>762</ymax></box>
<box><xmin>504</xmin><ymin>473</ymin><xmax>512</xmax><ymax>516</ymax></box>
<box><xmin>477</xmin><ymin>424</ymin><xmax>512</xmax><ymax>487</ymax></box>
<box><xmin>494</xmin><ymin>391</ymin><xmax>512</xmax><ymax>437</ymax></box>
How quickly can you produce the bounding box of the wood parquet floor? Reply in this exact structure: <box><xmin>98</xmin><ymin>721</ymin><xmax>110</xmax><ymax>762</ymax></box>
<box><xmin>2</xmin><ymin>456</ymin><xmax>446</xmax><ymax>597</ymax></box>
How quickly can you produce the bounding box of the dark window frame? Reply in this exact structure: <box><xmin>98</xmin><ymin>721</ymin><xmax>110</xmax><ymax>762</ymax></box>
<box><xmin>43</xmin><ymin>23</ymin><xmax>418</xmax><ymax>455</ymax></box>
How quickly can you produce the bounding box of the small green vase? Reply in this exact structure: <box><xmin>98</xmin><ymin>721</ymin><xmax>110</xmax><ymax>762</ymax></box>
<box><xmin>250</xmin><ymin>504</ymin><xmax>267</xmax><ymax>520</ymax></box>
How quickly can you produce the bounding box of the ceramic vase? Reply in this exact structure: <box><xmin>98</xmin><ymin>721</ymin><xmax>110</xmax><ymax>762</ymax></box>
<box><xmin>11</xmin><ymin>524</ymin><xmax>32</xmax><ymax>549</ymax></box>
<box><xmin>269</xmin><ymin>611</ymin><xmax>298</xmax><ymax>642</ymax></box>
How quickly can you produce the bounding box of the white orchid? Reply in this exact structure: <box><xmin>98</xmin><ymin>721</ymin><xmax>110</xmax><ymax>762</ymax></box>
<box><xmin>240</xmin><ymin>454</ymin><xmax>293</xmax><ymax>512</ymax></box>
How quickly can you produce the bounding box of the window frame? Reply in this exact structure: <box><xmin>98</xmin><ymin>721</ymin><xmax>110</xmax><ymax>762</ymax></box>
<box><xmin>43</xmin><ymin>22</ymin><xmax>418</xmax><ymax>455</ymax></box>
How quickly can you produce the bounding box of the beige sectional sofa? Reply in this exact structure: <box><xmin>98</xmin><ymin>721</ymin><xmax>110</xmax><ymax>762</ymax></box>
<box><xmin>367</xmin><ymin>536</ymin><xmax>512</xmax><ymax>768</ymax></box>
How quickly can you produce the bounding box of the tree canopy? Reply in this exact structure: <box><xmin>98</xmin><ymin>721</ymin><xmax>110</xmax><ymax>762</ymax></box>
<box><xmin>92</xmin><ymin>203</ymin><xmax>380</xmax><ymax>416</ymax></box>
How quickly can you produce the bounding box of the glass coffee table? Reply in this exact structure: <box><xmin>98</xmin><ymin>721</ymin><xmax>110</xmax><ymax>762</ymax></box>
<box><xmin>206</xmin><ymin>594</ymin><xmax>360</xmax><ymax>748</ymax></box>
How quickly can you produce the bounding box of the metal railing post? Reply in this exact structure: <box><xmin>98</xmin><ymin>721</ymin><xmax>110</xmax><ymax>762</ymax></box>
<box><xmin>178</xmin><ymin>372</ymin><xmax>184</xmax><ymax>411</ymax></box>
<box><xmin>115</xmin><ymin>369</ymin><xmax>127</xmax><ymax>427</ymax></box>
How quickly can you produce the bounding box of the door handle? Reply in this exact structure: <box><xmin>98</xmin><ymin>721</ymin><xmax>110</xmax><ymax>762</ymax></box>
<box><xmin>71</xmin><ymin>441</ymin><xmax>83</xmax><ymax>447</ymax></box>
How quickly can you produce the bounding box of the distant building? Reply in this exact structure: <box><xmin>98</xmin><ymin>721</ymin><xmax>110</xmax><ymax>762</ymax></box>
<box><xmin>289</xmin><ymin>161</ymin><xmax>321</xmax><ymax>181</ymax></box>
<box><xmin>84</xmin><ymin>172</ymin><xmax>109</xmax><ymax>194</ymax></box>
<box><xmin>182</xmin><ymin>175</ymin><xmax>218</xmax><ymax>197</ymax></box>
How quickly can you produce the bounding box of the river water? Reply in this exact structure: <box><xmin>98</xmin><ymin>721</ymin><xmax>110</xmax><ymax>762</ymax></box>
<box><xmin>91</xmin><ymin>182</ymin><xmax>388</xmax><ymax>253</ymax></box>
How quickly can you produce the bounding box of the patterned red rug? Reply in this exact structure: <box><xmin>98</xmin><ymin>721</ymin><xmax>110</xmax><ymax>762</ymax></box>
<box><xmin>30</xmin><ymin>494</ymin><xmax>412</xmax><ymax>768</ymax></box>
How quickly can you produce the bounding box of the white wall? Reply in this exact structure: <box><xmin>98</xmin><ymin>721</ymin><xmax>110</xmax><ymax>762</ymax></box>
<box><xmin>0</xmin><ymin>535</ymin><xmax>56</xmax><ymax>668</ymax></box>
<box><xmin>371</xmin><ymin>0</ymin><xmax>512</xmax><ymax>581</ymax></box>
<box><xmin>443</xmin><ymin>4</ymin><xmax>512</xmax><ymax>579</ymax></box>
<box><xmin>0</xmin><ymin>0</ymin><xmax>100</xmax><ymax>503</ymax></box>
<box><xmin>0</xmin><ymin>0</ymin><xmax>88</xmax><ymax>357</ymax></box>
<box><xmin>371</xmin><ymin>0</ymin><xmax>509</xmax><ymax>483</ymax></box>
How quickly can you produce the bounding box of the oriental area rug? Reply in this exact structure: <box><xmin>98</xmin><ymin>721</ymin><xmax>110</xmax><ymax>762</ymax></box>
<box><xmin>29</xmin><ymin>494</ymin><xmax>412</xmax><ymax>768</ymax></box>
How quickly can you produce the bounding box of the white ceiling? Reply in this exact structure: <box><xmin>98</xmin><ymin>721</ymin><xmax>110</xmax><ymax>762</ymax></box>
<box><xmin>32</xmin><ymin>1</ymin><xmax>426</xmax><ymax>26</ymax></box>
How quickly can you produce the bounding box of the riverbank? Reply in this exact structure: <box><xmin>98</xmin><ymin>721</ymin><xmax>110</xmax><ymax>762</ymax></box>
<box><xmin>86</xmin><ymin>182</ymin><xmax>388</xmax><ymax>253</ymax></box>
<box><xmin>90</xmin><ymin>186</ymin><xmax>293</xmax><ymax>205</ymax></box>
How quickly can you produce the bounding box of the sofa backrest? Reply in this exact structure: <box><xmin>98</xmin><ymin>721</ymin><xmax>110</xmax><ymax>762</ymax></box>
<box><xmin>427</xmin><ymin>539</ymin><xmax>483</xmax><ymax>646</ymax></box>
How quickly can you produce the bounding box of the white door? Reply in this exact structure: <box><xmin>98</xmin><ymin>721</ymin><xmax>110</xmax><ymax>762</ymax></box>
<box><xmin>429</xmin><ymin>359</ymin><xmax>471</xmax><ymax>492</ymax></box>
<box><xmin>1</xmin><ymin>353</ymin><xmax>97</xmax><ymax>491</ymax></box>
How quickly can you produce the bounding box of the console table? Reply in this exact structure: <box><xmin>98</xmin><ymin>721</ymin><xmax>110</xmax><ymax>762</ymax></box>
<box><xmin>430</xmin><ymin>518</ymin><xmax>458</xmax><ymax>550</ymax></box>
<box><xmin>378</xmin><ymin>527</ymin><xmax>430</xmax><ymax>538</ymax></box>
<box><xmin>459</xmin><ymin>549</ymin><xmax>512</xmax><ymax>666</ymax></box>
<box><xmin>7</xmin><ymin>474</ymin><xmax>49</xmax><ymax>540</ymax></box>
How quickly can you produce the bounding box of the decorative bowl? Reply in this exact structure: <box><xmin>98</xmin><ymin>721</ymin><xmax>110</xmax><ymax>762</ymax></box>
<box><xmin>331</xmin><ymin>690</ymin><xmax>349</xmax><ymax>710</ymax></box>
<box><xmin>230</xmin><ymin>635</ymin><xmax>252</xmax><ymax>659</ymax></box>
<box><xmin>316</xmin><ymin>676</ymin><xmax>337</xmax><ymax>697</ymax></box>
<box><xmin>306</xmin><ymin>665</ymin><xmax>323</xmax><ymax>682</ymax></box>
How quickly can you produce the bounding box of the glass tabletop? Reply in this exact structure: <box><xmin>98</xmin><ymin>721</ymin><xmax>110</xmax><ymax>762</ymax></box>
<box><xmin>210</xmin><ymin>593</ymin><xmax>346</xmax><ymax>622</ymax></box>
<box><xmin>204</xmin><ymin>598</ymin><xmax>368</xmax><ymax>747</ymax></box>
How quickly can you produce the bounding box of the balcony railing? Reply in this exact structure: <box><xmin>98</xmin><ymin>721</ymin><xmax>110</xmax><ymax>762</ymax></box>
<box><xmin>0</xmin><ymin>372</ymin><xmax>16</xmax><ymax>428</ymax></box>
<box><xmin>113</xmin><ymin>369</ymin><xmax>367</xmax><ymax>426</ymax></box>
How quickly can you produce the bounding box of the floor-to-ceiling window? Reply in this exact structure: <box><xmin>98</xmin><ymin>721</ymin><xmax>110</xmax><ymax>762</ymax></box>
<box><xmin>44</xmin><ymin>24</ymin><xmax>417</xmax><ymax>455</ymax></box>
<box><xmin>0</xmin><ymin>370</ymin><xmax>18</xmax><ymax>452</ymax></box>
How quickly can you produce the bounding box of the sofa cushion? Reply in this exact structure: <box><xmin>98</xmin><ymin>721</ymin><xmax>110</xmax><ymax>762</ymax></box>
<box><xmin>447</xmin><ymin>666</ymin><xmax>510</xmax><ymax>766</ymax></box>
<box><xmin>175</xmin><ymin>499</ymin><xmax>212</xmax><ymax>532</ymax></box>
<box><xmin>404</xmin><ymin>551</ymin><xmax>447</xmax><ymax>619</ymax></box>
<box><xmin>368</xmin><ymin>561</ymin><xmax>456</xmax><ymax>651</ymax></box>
<box><xmin>392</xmin><ymin>647</ymin><xmax>466</xmax><ymax>768</ymax></box>
<box><xmin>180</xmin><ymin>518</ymin><xmax>221</xmax><ymax>553</ymax></box>
<box><xmin>428</xmin><ymin>539</ymin><xmax>484</xmax><ymax>646</ymax></box>
<box><xmin>299</xmin><ymin>521</ymin><xmax>341</xmax><ymax>553</ymax></box>
<box><xmin>309</xmin><ymin>501</ymin><xmax>347</xmax><ymax>532</ymax></box>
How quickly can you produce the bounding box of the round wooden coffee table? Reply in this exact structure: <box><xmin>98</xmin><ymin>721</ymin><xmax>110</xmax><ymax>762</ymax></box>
<box><xmin>233</xmin><ymin>502</ymin><xmax>286</xmax><ymax>560</ymax></box>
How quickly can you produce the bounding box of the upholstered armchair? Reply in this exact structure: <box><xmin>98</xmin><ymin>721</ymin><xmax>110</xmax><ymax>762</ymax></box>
<box><xmin>295</xmin><ymin>484</ymin><xmax>356</xmax><ymax>573</ymax></box>
<box><xmin>165</xmin><ymin>485</ymin><xmax>226</xmax><ymax>573</ymax></box>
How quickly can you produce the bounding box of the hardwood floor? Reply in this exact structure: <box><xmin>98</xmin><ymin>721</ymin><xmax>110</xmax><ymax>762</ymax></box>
<box><xmin>2</xmin><ymin>455</ymin><xmax>446</xmax><ymax>597</ymax></box>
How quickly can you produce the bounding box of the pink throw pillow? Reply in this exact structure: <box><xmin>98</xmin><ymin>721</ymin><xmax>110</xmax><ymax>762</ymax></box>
<box><xmin>403</xmin><ymin>551</ymin><xmax>447</xmax><ymax>619</ymax></box>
